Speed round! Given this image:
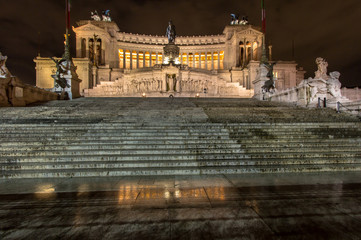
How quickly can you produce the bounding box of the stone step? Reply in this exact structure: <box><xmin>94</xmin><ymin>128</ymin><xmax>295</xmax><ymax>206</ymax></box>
<box><xmin>2</xmin><ymin>141</ymin><xmax>360</xmax><ymax>150</ymax></box>
<box><xmin>2</xmin><ymin>138</ymin><xmax>360</xmax><ymax>147</ymax></box>
<box><xmin>1</xmin><ymin>122</ymin><xmax>360</xmax><ymax>128</ymax></box>
<box><xmin>0</xmin><ymin>143</ymin><xmax>242</xmax><ymax>151</ymax></box>
<box><xmin>3</xmin><ymin>133</ymin><xmax>357</xmax><ymax>142</ymax></box>
<box><xmin>2</xmin><ymin>158</ymin><xmax>361</xmax><ymax>171</ymax></box>
<box><xmin>0</xmin><ymin>136</ymin><xmax>234</xmax><ymax>142</ymax></box>
<box><xmin>0</xmin><ymin>132</ymin><xmax>232</xmax><ymax>138</ymax></box>
<box><xmin>2</xmin><ymin>164</ymin><xmax>361</xmax><ymax>178</ymax></box>
<box><xmin>0</xmin><ymin>128</ymin><xmax>230</xmax><ymax>134</ymax></box>
<box><xmin>1</xmin><ymin>144</ymin><xmax>360</xmax><ymax>154</ymax></box>
<box><xmin>1</xmin><ymin>151</ymin><xmax>360</xmax><ymax>163</ymax></box>
<box><xmin>0</xmin><ymin>148</ymin><xmax>246</xmax><ymax>157</ymax></box>
<box><xmin>0</xmin><ymin>139</ymin><xmax>239</xmax><ymax>147</ymax></box>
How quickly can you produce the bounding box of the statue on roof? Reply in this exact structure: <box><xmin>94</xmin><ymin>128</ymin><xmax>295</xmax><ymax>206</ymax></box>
<box><xmin>102</xmin><ymin>10</ymin><xmax>111</xmax><ymax>22</ymax></box>
<box><xmin>91</xmin><ymin>10</ymin><xmax>101</xmax><ymax>21</ymax></box>
<box><xmin>230</xmin><ymin>14</ymin><xmax>249</xmax><ymax>25</ymax></box>
<box><xmin>166</xmin><ymin>20</ymin><xmax>176</xmax><ymax>43</ymax></box>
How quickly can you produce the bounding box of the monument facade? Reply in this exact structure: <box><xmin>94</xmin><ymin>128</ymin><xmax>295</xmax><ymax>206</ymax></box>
<box><xmin>35</xmin><ymin>16</ymin><xmax>305</xmax><ymax>98</ymax></box>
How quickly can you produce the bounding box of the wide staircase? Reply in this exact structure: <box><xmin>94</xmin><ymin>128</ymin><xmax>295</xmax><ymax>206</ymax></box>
<box><xmin>1</xmin><ymin>98</ymin><xmax>360</xmax><ymax>178</ymax></box>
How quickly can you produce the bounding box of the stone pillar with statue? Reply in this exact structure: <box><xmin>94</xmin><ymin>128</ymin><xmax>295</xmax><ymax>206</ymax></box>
<box><xmin>51</xmin><ymin>0</ymin><xmax>82</xmax><ymax>100</ymax></box>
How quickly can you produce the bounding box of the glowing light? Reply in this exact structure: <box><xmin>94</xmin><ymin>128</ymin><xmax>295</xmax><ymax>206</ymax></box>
<box><xmin>142</xmin><ymin>93</ymin><xmax>146</xmax><ymax>97</ymax></box>
<box><xmin>163</xmin><ymin>57</ymin><xmax>170</xmax><ymax>64</ymax></box>
<box><xmin>174</xmin><ymin>58</ymin><xmax>181</xmax><ymax>65</ymax></box>
<box><xmin>196</xmin><ymin>93</ymin><xmax>200</xmax><ymax>98</ymax></box>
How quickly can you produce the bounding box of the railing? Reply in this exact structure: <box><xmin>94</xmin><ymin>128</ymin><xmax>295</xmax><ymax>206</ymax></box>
<box><xmin>336</xmin><ymin>101</ymin><xmax>360</xmax><ymax>115</ymax></box>
<box><xmin>317</xmin><ymin>97</ymin><xmax>327</xmax><ymax>108</ymax></box>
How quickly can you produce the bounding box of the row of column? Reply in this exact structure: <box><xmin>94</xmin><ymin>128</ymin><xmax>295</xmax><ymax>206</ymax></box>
<box><xmin>119</xmin><ymin>50</ymin><xmax>162</xmax><ymax>69</ymax></box>
<box><xmin>179</xmin><ymin>52</ymin><xmax>224</xmax><ymax>70</ymax></box>
<box><xmin>119</xmin><ymin>49</ymin><xmax>224</xmax><ymax>70</ymax></box>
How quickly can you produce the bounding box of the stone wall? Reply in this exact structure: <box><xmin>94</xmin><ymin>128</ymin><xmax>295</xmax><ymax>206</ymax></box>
<box><xmin>34</xmin><ymin>57</ymin><xmax>91</xmax><ymax>95</ymax></box>
<box><xmin>0</xmin><ymin>77</ymin><xmax>58</xmax><ymax>107</ymax></box>
<box><xmin>341</xmin><ymin>87</ymin><xmax>361</xmax><ymax>101</ymax></box>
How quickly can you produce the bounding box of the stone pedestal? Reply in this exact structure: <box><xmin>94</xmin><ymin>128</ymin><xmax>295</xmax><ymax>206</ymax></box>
<box><xmin>252</xmin><ymin>64</ymin><xmax>269</xmax><ymax>100</ymax></box>
<box><xmin>163</xmin><ymin>43</ymin><xmax>180</xmax><ymax>64</ymax></box>
<box><xmin>52</xmin><ymin>60</ymin><xmax>82</xmax><ymax>100</ymax></box>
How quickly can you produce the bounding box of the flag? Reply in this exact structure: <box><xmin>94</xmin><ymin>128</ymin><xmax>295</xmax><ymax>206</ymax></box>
<box><xmin>66</xmin><ymin>0</ymin><xmax>71</xmax><ymax>31</ymax></box>
<box><xmin>261</xmin><ymin>0</ymin><xmax>266</xmax><ymax>33</ymax></box>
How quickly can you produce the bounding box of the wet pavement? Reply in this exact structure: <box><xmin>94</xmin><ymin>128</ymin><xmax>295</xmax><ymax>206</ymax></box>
<box><xmin>1</xmin><ymin>172</ymin><xmax>361</xmax><ymax>239</ymax></box>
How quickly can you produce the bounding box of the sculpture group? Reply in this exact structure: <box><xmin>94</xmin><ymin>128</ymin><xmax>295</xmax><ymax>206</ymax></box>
<box><xmin>230</xmin><ymin>14</ymin><xmax>249</xmax><ymax>25</ymax></box>
<box><xmin>91</xmin><ymin>10</ymin><xmax>111</xmax><ymax>22</ymax></box>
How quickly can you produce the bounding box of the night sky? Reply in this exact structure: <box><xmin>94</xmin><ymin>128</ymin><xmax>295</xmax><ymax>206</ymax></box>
<box><xmin>0</xmin><ymin>0</ymin><xmax>360</xmax><ymax>87</ymax></box>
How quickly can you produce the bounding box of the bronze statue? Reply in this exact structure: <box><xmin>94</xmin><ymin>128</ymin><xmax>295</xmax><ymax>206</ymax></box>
<box><xmin>51</xmin><ymin>57</ymin><xmax>69</xmax><ymax>89</ymax></box>
<box><xmin>262</xmin><ymin>62</ymin><xmax>276</xmax><ymax>92</ymax></box>
<box><xmin>166</xmin><ymin>20</ymin><xmax>176</xmax><ymax>43</ymax></box>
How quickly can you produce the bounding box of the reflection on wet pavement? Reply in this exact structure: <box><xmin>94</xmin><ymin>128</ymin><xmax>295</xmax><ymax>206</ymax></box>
<box><xmin>1</xmin><ymin>173</ymin><xmax>361</xmax><ymax>239</ymax></box>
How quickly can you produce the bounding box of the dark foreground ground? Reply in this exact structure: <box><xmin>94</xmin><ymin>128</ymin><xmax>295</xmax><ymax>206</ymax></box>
<box><xmin>1</xmin><ymin>173</ymin><xmax>361</xmax><ymax>240</ymax></box>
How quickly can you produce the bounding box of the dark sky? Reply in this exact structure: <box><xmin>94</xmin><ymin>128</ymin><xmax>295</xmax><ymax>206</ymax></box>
<box><xmin>0</xmin><ymin>0</ymin><xmax>360</xmax><ymax>87</ymax></box>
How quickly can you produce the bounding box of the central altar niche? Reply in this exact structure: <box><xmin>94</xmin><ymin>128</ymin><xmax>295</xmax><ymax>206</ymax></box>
<box><xmin>166</xmin><ymin>74</ymin><xmax>180</xmax><ymax>92</ymax></box>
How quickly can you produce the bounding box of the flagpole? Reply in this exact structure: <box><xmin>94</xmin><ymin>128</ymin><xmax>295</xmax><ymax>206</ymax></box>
<box><xmin>261</xmin><ymin>0</ymin><xmax>268</xmax><ymax>63</ymax></box>
<box><xmin>64</xmin><ymin>0</ymin><xmax>71</xmax><ymax>60</ymax></box>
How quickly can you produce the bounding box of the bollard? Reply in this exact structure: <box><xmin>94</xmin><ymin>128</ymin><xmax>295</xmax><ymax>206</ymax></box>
<box><xmin>323</xmin><ymin>98</ymin><xmax>327</xmax><ymax>108</ymax></box>
<box><xmin>336</xmin><ymin>102</ymin><xmax>340</xmax><ymax>113</ymax></box>
<box><xmin>318</xmin><ymin>97</ymin><xmax>321</xmax><ymax>108</ymax></box>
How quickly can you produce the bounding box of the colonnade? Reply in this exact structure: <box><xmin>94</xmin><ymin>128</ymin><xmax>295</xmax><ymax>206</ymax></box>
<box><xmin>239</xmin><ymin>41</ymin><xmax>259</xmax><ymax>67</ymax></box>
<box><xmin>118</xmin><ymin>49</ymin><xmax>224</xmax><ymax>70</ymax></box>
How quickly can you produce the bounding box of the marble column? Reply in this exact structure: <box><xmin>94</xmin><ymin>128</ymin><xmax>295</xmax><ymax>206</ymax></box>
<box><xmin>205</xmin><ymin>53</ymin><xmax>208</xmax><ymax>69</ymax></box>
<box><xmin>123</xmin><ymin>51</ymin><xmax>126</xmax><ymax>69</ymax></box>
<box><xmin>243</xmin><ymin>39</ymin><xmax>246</xmax><ymax>66</ymax></box>
<box><xmin>176</xmin><ymin>76</ymin><xmax>180</xmax><ymax>93</ymax></box>
<box><xmin>130</xmin><ymin>51</ymin><xmax>133</xmax><ymax>69</ymax></box>
<box><xmin>162</xmin><ymin>74</ymin><xmax>167</xmax><ymax>92</ymax></box>
<box><xmin>136</xmin><ymin>52</ymin><xmax>139</xmax><ymax>69</ymax></box>
<box><xmin>211</xmin><ymin>52</ymin><xmax>214</xmax><ymax>70</ymax></box>
<box><xmin>218</xmin><ymin>52</ymin><xmax>220</xmax><ymax>70</ymax></box>
<box><xmin>251</xmin><ymin>42</ymin><xmax>254</xmax><ymax>61</ymax></box>
<box><xmin>143</xmin><ymin>52</ymin><xmax>146</xmax><ymax>68</ymax></box>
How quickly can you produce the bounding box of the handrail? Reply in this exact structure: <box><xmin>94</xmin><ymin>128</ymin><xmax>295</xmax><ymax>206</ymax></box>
<box><xmin>336</xmin><ymin>101</ymin><xmax>359</xmax><ymax>114</ymax></box>
<box><xmin>317</xmin><ymin>97</ymin><xmax>327</xmax><ymax>108</ymax></box>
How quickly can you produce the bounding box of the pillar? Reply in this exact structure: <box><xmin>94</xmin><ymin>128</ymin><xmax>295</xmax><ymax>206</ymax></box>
<box><xmin>205</xmin><ymin>53</ymin><xmax>207</xmax><ymax>69</ymax></box>
<box><xmin>243</xmin><ymin>39</ymin><xmax>246</xmax><ymax>66</ymax></box>
<box><xmin>136</xmin><ymin>52</ymin><xmax>139</xmax><ymax>68</ymax></box>
<box><xmin>143</xmin><ymin>52</ymin><xmax>146</xmax><ymax>68</ymax></box>
<box><xmin>123</xmin><ymin>50</ymin><xmax>126</xmax><ymax>69</ymax></box>
<box><xmin>211</xmin><ymin>52</ymin><xmax>214</xmax><ymax>70</ymax></box>
<box><xmin>130</xmin><ymin>51</ymin><xmax>133</xmax><ymax>69</ymax></box>
<box><xmin>251</xmin><ymin>42</ymin><xmax>254</xmax><ymax>60</ymax></box>
<box><xmin>218</xmin><ymin>52</ymin><xmax>220</xmax><ymax>69</ymax></box>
